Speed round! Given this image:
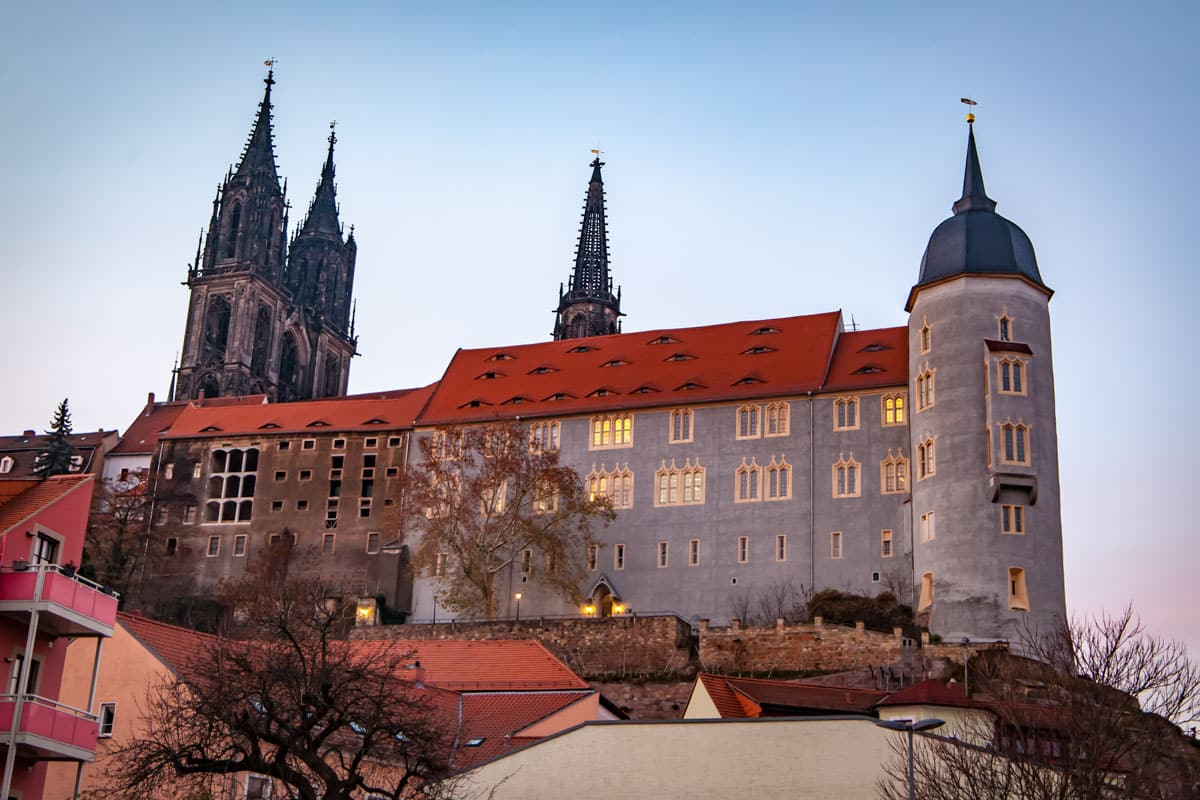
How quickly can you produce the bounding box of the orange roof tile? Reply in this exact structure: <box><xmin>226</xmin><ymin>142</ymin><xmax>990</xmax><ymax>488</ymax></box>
<box><xmin>694</xmin><ymin>673</ymin><xmax>886</xmax><ymax>718</ymax></box>
<box><xmin>453</xmin><ymin>691</ymin><xmax>593</xmax><ymax>767</ymax></box>
<box><xmin>110</xmin><ymin>396</ymin><xmax>265</xmax><ymax>455</ymax></box>
<box><xmin>351</xmin><ymin>639</ymin><xmax>589</xmax><ymax>691</ymax></box>
<box><xmin>875</xmin><ymin>678</ymin><xmax>988</xmax><ymax>710</ymax></box>
<box><xmin>822</xmin><ymin>327</ymin><xmax>909</xmax><ymax>393</ymax></box>
<box><xmin>117</xmin><ymin>612</ymin><xmax>220</xmax><ymax>680</ymax></box>
<box><xmin>0</xmin><ymin>475</ymin><xmax>93</xmax><ymax>536</ymax></box>
<box><xmin>418</xmin><ymin>312</ymin><xmax>908</xmax><ymax>425</ymax></box>
<box><xmin>161</xmin><ymin>385</ymin><xmax>437</xmax><ymax>440</ymax></box>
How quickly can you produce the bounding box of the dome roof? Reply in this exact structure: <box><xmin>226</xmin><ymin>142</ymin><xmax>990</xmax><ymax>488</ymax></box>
<box><xmin>912</xmin><ymin>124</ymin><xmax>1046</xmax><ymax>302</ymax></box>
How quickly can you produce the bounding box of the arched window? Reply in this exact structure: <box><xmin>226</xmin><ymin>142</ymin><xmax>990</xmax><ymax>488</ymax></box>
<box><xmin>832</xmin><ymin>454</ymin><xmax>861</xmax><ymax>498</ymax></box>
<box><xmin>202</xmin><ymin>295</ymin><xmax>231</xmax><ymax>365</ymax></box>
<box><xmin>1001</xmin><ymin>423</ymin><xmax>1031</xmax><ymax>465</ymax></box>
<box><xmin>735</xmin><ymin>459</ymin><xmax>762</xmax><ymax>502</ymax></box>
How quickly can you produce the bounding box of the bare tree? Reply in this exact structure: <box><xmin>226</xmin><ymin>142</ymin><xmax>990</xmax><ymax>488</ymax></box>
<box><xmin>101</xmin><ymin>553</ymin><xmax>456</xmax><ymax>800</ymax></box>
<box><xmin>84</xmin><ymin>476</ymin><xmax>150</xmax><ymax>597</ymax></box>
<box><xmin>878</xmin><ymin>608</ymin><xmax>1200</xmax><ymax>800</ymax></box>
<box><xmin>396</xmin><ymin>423</ymin><xmax>614</xmax><ymax>619</ymax></box>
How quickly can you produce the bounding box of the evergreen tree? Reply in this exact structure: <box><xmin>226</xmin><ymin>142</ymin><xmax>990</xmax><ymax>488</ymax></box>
<box><xmin>33</xmin><ymin>398</ymin><xmax>76</xmax><ymax>479</ymax></box>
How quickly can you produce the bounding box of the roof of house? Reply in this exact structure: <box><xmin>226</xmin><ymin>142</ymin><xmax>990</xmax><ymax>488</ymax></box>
<box><xmin>353</xmin><ymin>639</ymin><xmax>590</xmax><ymax>691</ymax></box>
<box><xmin>160</xmin><ymin>385</ymin><xmax>437</xmax><ymax>440</ymax></box>
<box><xmin>875</xmin><ymin>678</ymin><xmax>990</xmax><ymax>710</ymax></box>
<box><xmin>0</xmin><ymin>430</ymin><xmax>118</xmax><ymax>478</ymax></box>
<box><xmin>110</xmin><ymin>395</ymin><xmax>267</xmax><ymax>455</ymax></box>
<box><xmin>0</xmin><ymin>474</ymin><xmax>94</xmax><ymax>536</ymax></box>
<box><xmin>694</xmin><ymin>673</ymin><xmax>887</xmax><ymax>718</ymax></box>
<box><xmin>418</xmin><ymin>311</ymin><xmax>908</xmax><ymax>425</ymax></box>
<box><xmin>117</xmin><ymin>611</ymin><xmax>220</xmax><ymax>680</ymax></box>
<box><xmin>453</xmin><ymin>691</ymin><xmax>594</xmax><ymax>767</ymax></box>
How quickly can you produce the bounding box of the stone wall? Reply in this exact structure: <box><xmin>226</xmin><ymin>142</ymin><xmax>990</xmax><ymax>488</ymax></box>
<box><xmin>697</xmin><ymin>617</ymin><xmax>907</xmax><ymax>675</ymax></box>
<box><xmin>591</xmin><ymin>679</ymin><xmax>695</xmax><ymax>720</ymax></box>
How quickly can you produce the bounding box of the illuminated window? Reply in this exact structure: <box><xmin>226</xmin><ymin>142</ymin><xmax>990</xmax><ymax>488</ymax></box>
<box><xmin>669</xmin><ymin>408</ymin><xmax>693</xmax><ymax>443</ymax></box>
<box><xmin>775</xmin><ymin>534</ymin><xmax>787</xmax><ymax>562</ymax></box>
<box><xmin>588</xmin><ymin>465</ymin><xmax>634</xmax><ymax>509</ymax></box>
<box><xmin>590</xmin><ymin>414</ymin><xmax>634</xmax><ymax>449</ymax></box>
<box><xmin>882</xmin><ymin>394</ymin><xmax>905</xmax><ymax>426</ymax></box>
<box><xmin>917</xmin><ymin>438</ymin><xmax>936</xmax><ymax>480</ymax></box>
<box><xmin>1001</xmin><ymin>504</ymin><xmax>1025</xmax><ymax>535</ymax></box>
<box><xmin>688</xmin><ymin>539</ymin><xmax>700</xmax><ymax>566</ymax></box>
<box><xmin>736</xmin><ymin>459</ymin><xmax>762</xmax><ymax>503</ymax></box>
<box><xmin>655</xmin><ymin>460</ymin><xmax>705</xmax><ymax>506</ymax></box>
<box><xmin>765</xmin><ymin>456</ymin><xmax>792</xmax><ymax>500</ymax></box>
<box><xmin>434</xmin><ymin>553</ymin><xmax>448</xmax><ymax>577</ymax></box>
<box><xmin>920</xmin><ymin>511</ymin><xmax>936</xmax><ymax>543</ymax></box>
<box><xmin>765</xmin><ymin>402</ymin><xmax>790</xmax><ymax>437</ymax></box>
<box><xmin>1001</xmin><ymin>423</ymin><xmax>1030</xmax><ymax>465</ymax></box>
<box><xmin>832</xmin><ymin>455</ymin><xmax>861</xmax><ymax>498</ymax></box>
<box><xmin>998</xmin><ymin>358</ymin><xmax>1026</xmax><ymax>395</ymax></box>
<box><xmin>1009</xmin><ymin>567</ymin><xmax>1029</xmax><ymax>611</ymax></box>
<box><xmin>920</xmin><ymin>320</ymin><xmax>932</xmax><ymax>353</ymax></box>
<box><xmin>918</xmin><ymin>572</ymin><xmax>933</xmax><ymax>613</ymax></box>
<box><xmin>614</xmin><ymin>543</ymin><xmax>625</xmax><ymax>570</ymax></box>
<box><xmin>532</xmin><ymin>484</ymin><xmax>559</xmax><ymax>514</ymax></box>
<box><xmin>586</xmin><ymin>544</ymin><xmax>598</xmax><ymax>571</ymax></box>
<box><xmin>737</xmin><ymin>536</ymin><xmax>749</xmax><ymax>563</ymax></box>
<box><xmin>881</xmin><ymin>451</ymin><xmax>909</xmax><ymax>494</ymax></box>
<box><xmin>657</xmin><ymin>541</ymin><xmax>669</xmax><ymax>568</ymax></box>
<box><xmin>529</xmin><ymin>420</ymin><xmax>561</xmax><ymax>453</ymax></box>
<box><xmin>881</xmin><ymin>529</ymin><xmax>893</xmax><ymax>558</ymax></box>
<box><xmin>736</xmin><ymin>405</ymin><xmax>761</xmax><ymax>439</ymax></box>
<box><xmin>916</xmin><ymin>367</ymin><xmax>935</xmax><ymax>412</ymax></box>
<box><xmin>481</xmin><ymin>480</ymin><xmax>507</xmax><ymax>515</ymax></box>
<box><xmin>830</xmin><ymin>531</ymin><xmax>842</xmax><ymax>560</ymax></box>
<box><xmin>833</xmin><ymin>397</ymin><xmax>859</xmax><ymax>431</ymax></box>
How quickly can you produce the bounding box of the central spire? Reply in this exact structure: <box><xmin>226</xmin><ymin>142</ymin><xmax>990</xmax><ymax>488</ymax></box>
<box><xmin>553</xmin><ymin>155</ymin><xmax>623</xmax><ymax>340</ymax></box>
<box><xmin>232</xmin><ymin>67</ymin><xmax>282</xmax><ymax>189</ymax></box>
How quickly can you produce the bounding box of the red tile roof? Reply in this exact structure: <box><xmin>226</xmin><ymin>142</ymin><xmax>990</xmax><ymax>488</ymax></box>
<box><xmin>693</xmin><ymin>673</ymin><xmax>886</xmax><ymax>718</ymax></box>
<box><xmin>0</xmin><ymin>430</ymin><xmax>118</xmax><ymax>478</ymax></box>
<box><xmin>352</xmin><ymin>639</ymin><xmax>589</xmax><ymax>691</ymax></box>
<box><xmin>110</xmin><ymin>397</ymin><xmax>268</xmax><ymax>455</ymax></box>
<box><xmin>453</xmin><ymin>691</ymin><xmax>593</xmax><ymax>766</ymax></box>
<box><xmin>417</xmin><ymin>312</ymin><xmax>908</xmax><ymax>425</ymax></box>
<box><xmin>0</xmin><ymin>474</ymin><xmax>93</xmax><ymax>536</ymax></box>
<box><xmin>117</xmin><ymin>611</ymin><xmax>220</xmax><ymax>680</ymax></box>
<box><xmin>875</xmin><ymin>678</ymin><xmax>988</xmax><ymax>709</ymax></box>
<box><xmin>161</xmin><ymin>385</ymin><xmax>437</xmax><ymax>440</ymax></box>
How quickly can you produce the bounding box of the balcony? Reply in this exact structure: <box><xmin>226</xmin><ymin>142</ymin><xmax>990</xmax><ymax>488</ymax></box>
<box><xmin>0</xmin><ymin>694</ymin><xmax>99</xmax><ymax>762</ymax></box>
<box><xmin>0</xmin><ymin>565</ymin><xmax>118</xmax><ymax>637</ymax></box>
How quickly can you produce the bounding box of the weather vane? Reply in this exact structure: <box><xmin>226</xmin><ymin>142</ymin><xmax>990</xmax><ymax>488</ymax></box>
<box><xmin>591</xmin><ymin>142</ymin><xmax>604</xmax><ymax>164</ymax></box>
<box><xmin>264</xmin><ymin>58</ymin><xmax>277</xmax><ymax>68</ymax></box>
<box><xmin>961</xmin><ymin>97</ymin><xmax>978</xmax><ymax>124</ymax></box>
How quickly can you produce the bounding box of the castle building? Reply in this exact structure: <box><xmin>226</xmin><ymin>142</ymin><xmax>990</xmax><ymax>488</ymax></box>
<box><xmin>173</xmin><ymin>69</ymin><xmax>358</xmax><ymax>403</ymax></box>
<box><xmin>138</xmin><ymin>117</ymin><xmax>1065</xmax><ymax>643</ymax></box>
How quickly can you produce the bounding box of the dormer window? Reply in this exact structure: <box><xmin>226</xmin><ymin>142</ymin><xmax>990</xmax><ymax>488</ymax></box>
<box><xmin>544</xmin><ymin>392</ymin><xmax>575</xmax><ymax>402</ymax></box>
<box><xmin>502</xmin><ymin>396</ymin><xmax>530</xmax><ymax>405</ymax></box>
<box><xmin>567</xmin><ymin>345</ymin><xmax>597</xmax><ymax>353</ymax></box>
<box><xmin>0</xmin><ymin>456</ymin><xmax>13</xmax><ymax>474</ymax></box>
<box><xmin>588</xmin><ymin>388</ymin><xmax>615</xmax><ymax>398</ymax></box>
<box><xmin>630</xmin><ymin>385</ymin><xmax>659</xmax><ymax>394</ymax></box>
<box><xmin>648</xmin><ymin>335</ymin><xmax>679</xmax><ymax>345</ymax></box>
<box><xmin>750</xmin><ymin>326</ymin><xmax>781</xmax><ymax>335</ymax></box>
<box><xmin>529</xmin><ymin>366</ymin><xmax>558</xmax><ymax>375</ymax></box>
<box><xmin>852</xmin><ymin>365</ymin><xmax>885</xmax><ymax>375</ymax></box>
<box><xmin>307</xmin><ymin>420</ymin><xmax>329</xmax><ymax>427</ymax></box>
<box><xmin>601</xmin><ymin>359</ymin><xmax>630</xmax><ymax>367</ymax></box>
<box><xmin>858</xmin><ymin>343</ymin><xmax>890</xmax><ymax>353</ymax></box>
<box><xmin>458</xmin><ymin>399</ymin><xmax>493</xmax><ymax>409</ymax></box>
<box><xmin>476</xmin><ymin>371</ymin><xmax>504</xmax><ymax>380</ymax></box>
<box><xmin>741</xmin><ymin>346</ymin><xmax>776</xmax><ymax>355</ymax></box>
<box><xmin>676</xmin><ymin>382</ymin><xmax>706</xmax><ymax>391</ymax></box>
<box><xmin>486</xmin><ymin>353</ymin><xmax>516</xmax><ymax>362</ymax></box>
<box><xmin>733</xmin><ymin>376</ymin><xmax>764</xmax><ymax>385</ymax></box>
<box><xmin>665</xmin><ymin>353</ymin><xmax>696</xmax><ymax>362</ymax></box>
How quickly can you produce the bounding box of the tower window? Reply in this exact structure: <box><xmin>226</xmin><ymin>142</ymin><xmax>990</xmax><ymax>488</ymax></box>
<box><xmin>1001</xmin><ymin>423</ymin><xmax>1031</xmax><ymax>465</ymax></box>
<box><xmin>998</xmin><ymin>315</ymin><xmax>1013</xmax><ymax>342</ymax></box>
<box><xmin>916</xmin><ymin>367</ymin><xmax>936</xmax><ymax>412</ymax></box>
<box><xmin>917</xmin><ymin>438</ymin><xmax>936</xmax><ymax>480</ymax></box>
<box><xmin>998</xmin><ymin>358</ymin><xmax>1027</xmax><ymax>395</ymax></box>
<box><xmin>882</xmin><ymin>394</ymin><xmax>906</xmax><ymax>426</ymax></box>
<box><xmin>1001</xmin><ymin>504</ymin><xmax>1026</xmax><ymax>534</ymax></box>
<box><xmin>920</xmin><ymin>320</ymin><xmax>932</xmax><ymax>353</ymax></box>
<box><xmin>1008</xmin><ymin>567</ymin><xmax>1029</xmax><ymax>611</ymax></box>
<box><xmin>920</xmin><ymin>511</ymin><xmax>935</xmax><ymax>543</ymax></box>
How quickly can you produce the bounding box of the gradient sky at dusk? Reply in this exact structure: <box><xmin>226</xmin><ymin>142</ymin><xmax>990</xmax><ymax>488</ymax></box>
<box><xmin>2</xmin><ymin>2</ymin><xmax>1197</xmax><ymax>653</ymax></box>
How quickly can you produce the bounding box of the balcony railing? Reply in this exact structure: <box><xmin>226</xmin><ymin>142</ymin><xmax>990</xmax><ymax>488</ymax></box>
<box><xmin>0</xmin><ymin>564</ymin><xmax>118</xmax><ymax>637</ymax></box>
<box><xmin>0</xmin><ymin>693</ymin><xmax>99</xmax><ymax>761</ymax></box>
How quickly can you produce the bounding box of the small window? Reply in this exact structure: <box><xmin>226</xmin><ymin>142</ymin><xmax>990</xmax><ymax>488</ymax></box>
<box><xmin>364</xmin><ymin>437</ymin><xmax>378</xmax><ymax>449</ymax></box>
<box><xmin>999</xmin><ymin>314</ymin><xmax>1012</xmax><ymax>342</ymax></box>
<box><xmin>871</xmin><ymin>571</ymin><xmax>881</xmax><ymax>584</ymax></box>
<box><xmin>833</xmin><ymin>397</ymin><xmax>858</xmax><ymax>431</ymax></box>
<box><xmin>657</xmin><ymin>541</ymin><xmax>669</xmax><ymax>568</ymax></box>
<box><xmin>154</xmin><ymin>505</ymin><xmax>169</xmax><ymax>526</ymax></box>
<box><xmin>920</xmin><ymin>320</ymin><xmax>932</xmax><ymax>353</ymax></box>
<box><xmin>916</xmin><ymin>366</ymin><xmax>935</xmax><ymax>412</ymax></box>
<box><xmin>434</xmin><ymin>553</ymin><xmax>448</xmax><ymax>577</ymax></box>
<box><xmin>669</xmin><ymin>409</ymin><xmax>693</xmax><ymax>443</ymax></box>
<box><xmin>331</xmin><ymin>454</ymin><xmax>344</xmax><ymax>469</ymax></box>
<box><xmin>737</xmin><ymin>536</ymin><xmax>749</xmax><ymax>564</ymax></box>
<box><xmin>519</xmin><ymin>549</ymin><xmax>533</xmax><ymax>574</ymax></box>
<box><xmin>245</xmin><ymin>775</ymin><xmax>270</xmax><ymax>800</ymax></box>
<box><xmin>688</xmin><ymin>539</ymin><xmax>700</xmax><ymax>566</ymax></box>
<box><xmin>465</xmin><ymin>737</ymin><xmax>485</xmax><ymax>747</ymax></box>
<box><xmin>99</xmin><ymin>702</ymin><xmax>116</xmax><ymax>738</ymax></box>
<box><xmin>1009</xmin><ymin>567</ymin><xmax>1029</xmax><ymax>611</ymax></box>
<box><xmin>920</xmin><ymin>511</ymin><xmax>936</xmax><ymax>543</ymax></box>
<box><xmin>299</xmin><ymin>469</ymin><xmax>312</xmax><ymax>481</ymax></box>
<box><xmin>830</xmin><ymin>531</ymin><xmax>842</xmax><ymax>559</ymax></box>
<box><xmin>274</xmin><ymin>470</ymin><xmax>286</xmax><ymax>481</ymax></box>
<box><xmin>881</xmin><ymin>529</ymin><xmax>893</xmax><ymax>558</ymax></box>
<box><xmin>775</xmin><ymin>534</ymin><xmax>787</xmax><ymax>562</ymax></box>
<box><xmin>366</xmin><ymin>532</ymin><xmax>380</xmax><ymax>554</ymax></box>
<box><xmin>322</xmin><ymin>533</ymin><xmax>336</xmax><ymax>555</ymax></box>
<box><xmin>192</xmin><ymin>462</ymin><xmax>202</xmax><ymax>479</ymax></box>
<box><xmin>163</xmin><ymin>463</ymin><xmax>175</xmax><ymax>480</ymax></box>
<box><xmin>165</xmin><ymin>537</ymin><xmax>178</xmax><ymax>556</ymax></box>
<box><xmin>233</xmin><ymin>534</ymin><xmax>247</xmax><ymax>557</ymax></box>
<box><xmin>333</xmin><ymin>438</ymin><xmax>346</xmax><ymax>450</ymax></box>
<box><xmin>586</xmin><ymin>544</ymin><xmax>598</xmax><ymax>571</ymax></box>
<box><xmin>206</xmin><ymin>536</ymin><xmax>220</xmax><ymax>557</ymax></box>
<box><xmin>1001</xmin><ymin>504</ymin><xmax>1026</xmax><ymax>535</ymax></box>
<box><xmin>386</xmin><ymin>466</ymin><xmax>400</xmax><ymax>477</ymax></box>
<box><xmin>0</xmin><ymin>456</ymin><xmax>14</xmax><ymax>474</ymax></box>
<box><xmin>302</xmin><ymin>439</ymin><xmax>316</xmax><ymax>450</ymax></box>
<box><xmin>278</xmin><ymin>440</ymin><xmax>291</xmax><ymax>451</ymax></box>
<box><xmin>271</xmin><ymin>500</ymin><xmax>283</xmax><ymax>512</ymax></box>
<box><xmin>359</xmin><ymin>498</ymin><xmax>372</xmax><ymax>517</ymax></box>
<box><xmin>919</xmin><ymin>572</ymin><xmax>934</xmax><ymax>613</ymax></box>
<box><xmin>614</xmin><ymin>543</ymin><xmax>625</xmax><ymax>571</ymax></box>
<box><xmin>388</xmin><ymin>436</ymin><xmax>402</xmax><ymax>448</ymax></box>
<box><xmin>296</xmin><ymin>499</ymin><xmax>308</xmax><ymax>511</ymax></box>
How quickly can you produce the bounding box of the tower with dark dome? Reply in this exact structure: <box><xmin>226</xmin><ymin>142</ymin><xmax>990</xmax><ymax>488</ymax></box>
<box><xmin>906</xmin><ymin>116</ymin><xmax>1066</xmax><ymax>642</ymax></box>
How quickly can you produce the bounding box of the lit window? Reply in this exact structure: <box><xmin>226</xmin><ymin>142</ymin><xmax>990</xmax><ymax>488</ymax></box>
<box><xmin>881</xmin><ymin>451</ymin><xmax>909</xmax><ymax>494</ymax></box>
<box><xmin>1009</xmin><ymin>567</ymin><xmax>1029</xmax><ymax>611</ymax></box>
<box><xmin>688</xmin><ymin>539</ymin><xmax>700</xmax><ymax>566</ymax></box>
<box><xmin>654</xmin><ymin>460</ymin><xmax>705</xmax><ymax>507</ymax></box>
<box><xmin>529</xmin><ymin>420</ymin><xmax>561</xmax><ymax>453</ymax></box>
<box><xmin>1001</xmin><ymin>423</ymin><xmax>1031</xmax><ymax>465</ymax></box>
<box><xmin>736</xmin><ymin>405</ymin><xmax>760</xmax><ymax>439</ymax></box>
<box><xmin>833</xmin><ymin>397</ymin><xmax>858</xmax><ymax>431</ymax></box>
<box><xmin>917</xmin><ymin>438</ymin><xmax>936</xmax><ymax>480</ymax></box>
<box><xmin>881</xmin><ymin>529</ymin><xmax>893</xmax><ymax>558</ymax></box>
<box><xmin>163</xmin><ymin>463</ymin><xmax>174</xmax><ymax>480</ymax></box>
<box><xmin>98</xmin><ymin>702</ymin><xmax>116</xmax><ymax>738</ymax></box>
<box><xmin>1001</xmin><ymin>505</ymin><xmax>1025</xmax><ymax>535</ymax></box>
<box><xmin>918</xmin><ymin>572</ymin><xmax>934</xmax><ymax>613</ymax></box>
<box><xmin>590</xmin><ymin>414</ymin><xmax>634</xmax><ymax>449</ymax></box>
<box><xmin>233</xmin><ymin>534</ymin><xmax>247</xmax><ymax>557</ymax></box>
<box><xmin>434</xmin><ymin>553</ymin><xmax>448</xmax><ymax>577</ymax></box>
<box><xmin>192</xmin><ymin>461</ymin><xmax>202</xmax><ymax>479</ymax></box>
<box><xmin>532</xmin><ymin>484</ymin><xmax>559</xmax><ymax>514</ymax></box>
<box><xmin>657</xmin><ymin>541</ymin><xmax>669</xmax><ymax>568</ymax></box>
<box><xmin>586</xmin><ymin>544</ymin><xmax>598</xmax><ymax>571</ymax></box>
<box><xmin>669</xmin><ymin>408</ymin><xmax>694</xmax><ymax>443</ymax></box>
<box><xmin>882</xmin><ymin>394</ymin><xmax>906</xmax><ymax>426</ymax></box>
<box><xmin>737</xmin><ymin>536</ymin><xmax>749</xmax><ymax>563</ymax></box>
<box><xmin>586</xmin><ymin>465</ymin><xmax>634</xmax><ymax>509</ymax></box>
<box><xmin>775</xmin><ymin>534</ymin><xmax>787</xmax><ymax>562</ymax></box>
<box><xmin>832</xmin><ymin>455</ymin><xmax>861</xmax><ymax>498</ymax></box>
<box><xmin>765</xmin><ymin>402</ymin><xmax>790</xmax><ymax>437</ymax></box>
<box><xmin>916</xmin><ymin>367</ymin><xmax>935</xmax><ymax>412</ymax></box>
<box><xmin>614</xmin><ymin>543</ymin><xmax>625</xmax><ymax>570</ymax></box>
<box><xmin>998</xmin><ymin>358</ymin><xmax>1026</xmax><ymax>395</ymax></box>
<box><xmin>920</xmin><ymin>511</ymin><xmax>936</xmax><ymax>543</ymax></box>
<box><xmin>920</xmin><ymin>320</ymin><xmax>932</xmax><ymax>353</ymax></box>
<box><xmin>765</xmin><ymin>456</ymin><xmax>791</xmax><ymax>500</ymax></box>
<box><xmin>830</xmin><ymin>531</ymin><xmax>842</xmax><ymax>559</ymax></box>
<box><xmin>736</xmin><ymin>459</ymin><xmax>762</xmax><ymax>503</ymax></box>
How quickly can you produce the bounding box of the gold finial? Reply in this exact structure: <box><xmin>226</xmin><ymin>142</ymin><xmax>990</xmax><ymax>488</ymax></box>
<box><xmin>961</xmin><ymin>97</ymin><xmax>977</xmax><ymax>124</ymax></box>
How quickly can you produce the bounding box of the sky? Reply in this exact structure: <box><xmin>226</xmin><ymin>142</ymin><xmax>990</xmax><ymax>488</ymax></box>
<box><xmin>2</xmin><ymin>1</ymin><xmax>1198</xmax><ymax>655</ymax></box>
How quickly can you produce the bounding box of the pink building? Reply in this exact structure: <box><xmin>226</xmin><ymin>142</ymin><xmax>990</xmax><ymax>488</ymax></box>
<box><xmin>0</xmin><ymin>475</ymin><xmax>117</xmax><ymax>799</ymax></box>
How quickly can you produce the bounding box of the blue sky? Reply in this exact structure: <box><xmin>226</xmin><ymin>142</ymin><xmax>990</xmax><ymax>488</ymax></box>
<box><xmin>2</xmin><ymin>1</ymin><xmax>1197</xmax><ymax>653</ymax></box>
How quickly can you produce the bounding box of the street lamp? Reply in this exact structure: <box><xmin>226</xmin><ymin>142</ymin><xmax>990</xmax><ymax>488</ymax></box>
<box><xmin>875</xmin><ymin>717</ymin><xmax>945</xmax><ymax>800</ymax></box>
<box><xmin>514</xmin><ymin>592</ymin><xmax>522</xmax><ymax>624</ymax></box>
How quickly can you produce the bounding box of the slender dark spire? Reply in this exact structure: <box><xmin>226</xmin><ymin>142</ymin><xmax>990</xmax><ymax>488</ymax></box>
<box><xmin>570</xmin><ymin>157</ymin><xmax>611</xmax><ymax>295</ymax></box>
<box><xmin>952</xmin><ymin>120</ymin><xmax>997</xmax><ymax>215</ymax></box>
<box><xmin>232</xmin><ymin>68</ymin><xmax>281</xmax><ymax>188</ymax></box>
<box><xmin>299</xmin><ymin>123</ymin><xmax>342</xmax><ymax>236</ymax></box>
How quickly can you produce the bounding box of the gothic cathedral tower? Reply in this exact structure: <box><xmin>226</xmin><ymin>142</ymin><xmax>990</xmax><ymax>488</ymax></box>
<box><xmin>174</xmin><ymin>69</ymin><xmax>357</xmax><ymax>402</ymax></box>
<box><xmin>553</xmin><ymin>157</ymin><xmax>623</xmax><ymax>339</ymax></box>
<box><xmin>907</xmin><ymin>117</ymin><xmax>1066</xmax><ymax>643</ymax></box>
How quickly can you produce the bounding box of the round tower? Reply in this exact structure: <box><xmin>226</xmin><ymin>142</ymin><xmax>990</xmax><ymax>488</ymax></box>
<box><xmin>906</xmin><ymin>118</ymin><xmax>1066</xmax><ymax>644</ymax></box>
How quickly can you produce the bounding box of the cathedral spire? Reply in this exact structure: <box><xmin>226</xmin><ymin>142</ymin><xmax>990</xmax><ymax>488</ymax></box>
<box><xmin>232</xmin><ymin>67</ymin><xmax>281</xmax><ymax>190</ymax></box>
<box><xmin>553</xmin><ymin>155</ymin><xmax>623</xmax><ymax>340</ymax></box>
<box><xmin>298</xmin><ymin>123</ymin><xmax>341</xmax><ymax>237</ymax></box>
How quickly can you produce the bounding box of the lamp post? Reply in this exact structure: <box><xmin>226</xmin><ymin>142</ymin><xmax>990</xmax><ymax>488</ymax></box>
<box><xmin>875</xmin><ymin>718</ymin><xmax>945</xmax><ymax>800</ymax></box>
<box><xmin>514</xmin><ymin>592</ymin><xmax>522</xmax><ymax>624</ymax></box>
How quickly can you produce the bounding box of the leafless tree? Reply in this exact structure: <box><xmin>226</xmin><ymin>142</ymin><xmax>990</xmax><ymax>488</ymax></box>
<box><xmin>84</xmin><ymin>476</ymin><xmax>151</xmax><ymax>597</ymax></box>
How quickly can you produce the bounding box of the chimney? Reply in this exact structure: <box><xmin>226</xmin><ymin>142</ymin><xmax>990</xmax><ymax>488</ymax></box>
<box><xmin>22</xmin><ymin>430</ymin><xmax>35</xmax><ymax>437</ymax></box>
<box><xmin>147</xmin><ymin>391</ymin><xmax>156</xmax><ymax>405</ymax></box>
